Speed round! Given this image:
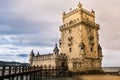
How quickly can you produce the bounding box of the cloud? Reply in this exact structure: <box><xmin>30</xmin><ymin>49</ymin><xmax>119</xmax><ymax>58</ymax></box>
<box><xmin>102</xmin><ymin>49</ymin><xmax>120</xmax><ymax>67</ymax></box>
<box><xmin>0</xmin><ymin>11</ymin><xmax>56</xmax><ymax>35</ymax></box>
<box><xmin>0</xmin><ymin>55</ymin><xmax>28</xmax><ymax>63</ymax></box>
<box><xmin>17</xmin><ymin>54</ymin><xmax>28</xmax><ymax>57</ymax></box>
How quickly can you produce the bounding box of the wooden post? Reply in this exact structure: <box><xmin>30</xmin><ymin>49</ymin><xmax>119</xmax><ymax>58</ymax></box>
<box><xmin>25</xmin><ymin>66</ymin><xmax>28</xmax><ymax>80</ymax></box>
<box><xmin>48</xmin><ymin>68</ymin><xmax>50</xmax><ymax>78</ymax></box>
<box><xmin>2</xmin><ymin>66</ymin><xmax>5</xmax><ymax>76</ymax></box>
<box><xmin>1</xmin><ymin>66</ymin><xmax>5</xmax><ymax>80</ymax></box>
<box><xmin>33</xmin><ymin>66</ymin><xmax>35</xmax><ymax>80</ymax></box>
<box><xmin>29</xmin><ymin>66</ymin><xmax>32</xmax><ymax>80</ymax></box>
<box><xmin>9</xmin><ymin>66</ymin><xmax>11</xmax><ymax>80</ymax></box>
<box><xmin>40</xmin><ymin>66</ymin><xmax>42</xmax><ymax>79</ymax></box>
<box><xmin>19</xmin><ymin>66</ymin><xmax>21</xmax><ymax>73</ymax></box>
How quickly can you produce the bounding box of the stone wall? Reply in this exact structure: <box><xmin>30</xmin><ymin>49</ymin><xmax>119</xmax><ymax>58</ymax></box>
<box><xmin>30</xmin><ymin>53</ymin><xmax>68</xmax><ymax>69</ymax></box>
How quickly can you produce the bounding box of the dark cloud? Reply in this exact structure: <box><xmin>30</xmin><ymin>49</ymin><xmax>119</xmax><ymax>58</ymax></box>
<box><xmin>18</xmin><ymin>54</ymin><xmax>28</xmax><ymax>57</ymax></box>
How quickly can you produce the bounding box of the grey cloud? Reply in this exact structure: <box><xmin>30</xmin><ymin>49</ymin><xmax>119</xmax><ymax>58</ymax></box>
<box><xmin>17</xmin><ymin>54</ymin><xmax>28</xmax><ymax>57</ymax></box>
<box><xmin>0</xmin><ymin>55</ymin><xmax>28</xmax><ymax>63</ymax></box>
<box><xmin>0</xmin><ymin>11</ymin><xmax>55</xmax><ymax>35</ymax></box>
<box><xmin>0</xmin><ymin>10</ymin><xmax>59</xmax><ymax>48</ymax></box>
<box><xmin>102</xmin><ymin>49</ymin><xmax>120</xmax><ymax>67</ymax></box>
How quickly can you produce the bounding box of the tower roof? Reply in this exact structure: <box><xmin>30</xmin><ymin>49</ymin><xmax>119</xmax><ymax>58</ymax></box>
<box><xmin>30</xmin><ymin>49</ymin><xmax>34</xmax><ymax>56</ymax></box>
<box><xmin>36</xmin><ymin>51</ymin><xmax>40</xmax><ymax>56</ymax></box>
<box><xmin>77</xmin><ymin>2</ymin><xmax>82</xmax><ymax>8</ymax></box>
<box><xmin>53</xmin><ymin>44</ymin><xmax>59</xmax><ymax>53</ymax></box>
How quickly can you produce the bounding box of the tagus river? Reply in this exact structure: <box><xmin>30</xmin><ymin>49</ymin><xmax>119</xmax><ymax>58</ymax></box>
<box><xmin>38</xmin><ymin>75</ymin><xmax>120</xmax><ymax>80</ymax></box>
<box><xmin>43</xmin><ymin>74</ymin><xmax>120</xmax><ymax>80</ymax></box>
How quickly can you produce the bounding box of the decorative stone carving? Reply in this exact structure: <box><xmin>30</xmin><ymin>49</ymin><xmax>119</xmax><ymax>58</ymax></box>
<box><xmin>68</xmin><ymin>36</ymin><xmax>73</xmax><ymax>41</ymax></box>
<box><xmin>79</xmin><ymin>42</ymin><xmax>85</xmax><ymax>49</ymax></box>
<box><xmin>68</xmin><ymin>36</ymin><xmax>73</xmax><ymax>46</ymax></box>
<box><xmin>89</xmin><ymin>35</ymin><xmax>94</xmax><ymax>41</ymax></box>
<box><xmin>69</xmin><ymin>20</ymin><xmax>73</xmax><ymax>25</ymax></box>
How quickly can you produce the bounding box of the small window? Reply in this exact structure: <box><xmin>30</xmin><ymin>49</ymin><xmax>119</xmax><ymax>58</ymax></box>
<box><xmin>59</xmin><ymin>39</ymin><xmax>61</xmax><ymax>45</ymax></box>
<box><xmin>81</xmin><ymin>47</ymin><xmax>84</xmax><ymax>49</ymax></box>
<box><xmin>69</xmin><ymin>48</ymin><xmax>72</xmax><ymax>53</ymax></box>
<box><xmin>69</xmin><ymin>29</ymin><xmax>72</xmax><ymax>33</ymax></box>
<box><xmin>91</xmin><ymin>47</ymin><xmax>93</xmax><ymax>52</ymax></box>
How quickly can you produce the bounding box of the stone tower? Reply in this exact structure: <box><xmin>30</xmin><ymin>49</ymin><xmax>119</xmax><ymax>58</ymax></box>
<box><xmin>59</xmin><ymin>2</ymin><xmax>102</xmax><ymax>72</ymax></box>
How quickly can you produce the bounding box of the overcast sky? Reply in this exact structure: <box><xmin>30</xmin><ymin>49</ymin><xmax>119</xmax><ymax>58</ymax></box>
<box><xmin>0</xmin><ymin>0</ymin><xmax>120</xmax><ymax>67</ymax></box>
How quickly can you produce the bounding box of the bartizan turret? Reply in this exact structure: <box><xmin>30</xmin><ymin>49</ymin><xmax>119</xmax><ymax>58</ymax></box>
<box><xmin>53</xmin><ymin>44</ymin><xmax>59</xmax><ymax>54</ymax></box>
<box><xmin>29</xmin><ymin>49</ymin><xmax>34</xmax><ymax>64</ymax></box>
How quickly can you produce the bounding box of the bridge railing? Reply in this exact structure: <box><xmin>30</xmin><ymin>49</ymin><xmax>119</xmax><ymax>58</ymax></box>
<box><xmin>0</xmin><ymin>66</ymin><xmax>68</xmax><ymax>80</ymax></box>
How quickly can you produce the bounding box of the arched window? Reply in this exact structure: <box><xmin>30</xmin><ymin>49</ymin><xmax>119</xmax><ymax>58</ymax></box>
<box><xmin>69</xmin><ymin>48</ymin><xmax>72</xmax><ymax>53</ymax></box>
<box><xmin>91</xmin><ymin>47</ymin><xmax>93</xmax><ymax>52</ymax></box>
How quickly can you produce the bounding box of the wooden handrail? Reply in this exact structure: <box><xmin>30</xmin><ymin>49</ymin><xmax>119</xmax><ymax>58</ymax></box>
<box><xmin>0</xmin><ymin>66</ymin><xmax>68</xmax><ymax>80</ymax></box>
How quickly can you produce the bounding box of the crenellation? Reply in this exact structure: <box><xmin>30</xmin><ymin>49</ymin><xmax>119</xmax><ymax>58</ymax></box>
<box><xmin>60</xmin><ymin>18</ymin><xmax>81</xmax><ymax>31</ymax></box>
<box><xmin>82</xmin><ymin>8</ymin><xmax>95</xmax><ymax>17</ymax></box>
<box><xmin>81</xmin><ymin>18</ymin><xmax>99</xmax><ymax>29</ymax></box>
<box><xmin>60</xmin><ymin>17</ymin><xmax>99</xmax><ymax>31</ymax></box>
<box><xmin>63</xmin><ymin>9</ymin><xmax>79</xmax><ymax>19</ymax></box>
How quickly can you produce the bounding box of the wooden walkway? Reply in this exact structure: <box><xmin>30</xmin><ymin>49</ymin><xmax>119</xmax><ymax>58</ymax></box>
<box><xmin>0</xmin><ymin>66</ymin><xmax>68</xmax><ymax>80</ymax></box>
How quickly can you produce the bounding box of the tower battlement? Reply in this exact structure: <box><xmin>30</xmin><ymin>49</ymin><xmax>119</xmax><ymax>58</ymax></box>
<box><xmin>31</xmin><ymin>53</ymin><xmax>67</xmax><ymax>61</ymax></box>
<box><xmin>60</xmin><ymin>17</ymin><xmax>99</xmax><ymax>31</ymax></box>
<box><xmin>63</xmin><ymin>8</ymin><xmax>95</xmax><ymax>19</ymax></box>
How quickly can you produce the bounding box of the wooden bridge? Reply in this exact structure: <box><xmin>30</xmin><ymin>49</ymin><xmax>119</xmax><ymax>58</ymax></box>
<box><xmin>0</xmin><ymin>66</ymin><xmax>69</xmax><ymax>80</ymax></box>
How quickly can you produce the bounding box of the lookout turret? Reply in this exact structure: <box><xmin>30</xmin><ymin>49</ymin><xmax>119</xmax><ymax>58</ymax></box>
<box><xmin>53</xmin><ymin>44</ymin><xmax>59</xmax><ymax>54</ymax></box>
<box><xmin>29</xmin><ymin>49</ymin><xmax>35</xmax><ymax>64</ymax></box>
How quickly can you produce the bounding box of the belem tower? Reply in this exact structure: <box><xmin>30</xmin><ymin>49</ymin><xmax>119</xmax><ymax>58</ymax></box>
<box><xmin>29</xmin><ymin>2</ymin><xmax>103</xmax><ymax>72</ymax></box>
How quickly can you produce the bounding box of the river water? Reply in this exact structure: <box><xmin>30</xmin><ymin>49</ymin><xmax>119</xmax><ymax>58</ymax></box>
<box><xmin>30</xmin><ymin>75</ymin><xmax>120</xmax><ymax>80</ymax></box>
<box><xmin>41</xmin><ymin>77</ymin><xmax>79</xmax><ymax>80</ymax></box>
<box><xmin>75</xmin><ymin>75</ymin><xmax>120</xmax><ymax>80</ymax></box>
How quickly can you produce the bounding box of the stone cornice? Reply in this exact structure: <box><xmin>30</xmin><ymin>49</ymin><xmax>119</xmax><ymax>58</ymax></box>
<box><xmin>32</xmin><ymin>53</ymin><xmax>67</xmax><ymax>61</ymax></box>
<box><xmin>62</xmin><ymin>8</ymin><xmax>95</xmax><ymax>19</ymax></box>
<box><xmin>85</xmin><ymin>57</ymin><xmax>101</xmax><ymax>60</ymax></box>
<box><xmin>82</xmin><ymin>8</ymin><xmax>95</xmax><ymax>17</ymax></box>
<box><xmin>60</xmin><ymin>18</ymin><xmax>99</xmax><ymax>31</ymax></box>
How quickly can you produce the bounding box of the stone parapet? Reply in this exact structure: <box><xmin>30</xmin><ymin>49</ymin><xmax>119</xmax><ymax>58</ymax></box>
<box><xmin>60</xmin><ymin>17</ymin><xmax>99</xmax><ymax>31</ymax></box>
<box><xmin>62</xmin><ymin>9</ymin><xmax>79</xmax><ymax>19</ymax></box>
<box><xmin>63</xmin><ymin>8</ymin><xmax>95</xmax><ymax>19</ymax></box>
<box><xmin>32</xmin><ymin>53</ymin><xmax>67</xmax><ymax>61</ymax></box>
<box><xmin>82</xmin><ymin>8</ymin><xmax>95</xmax><ymax>17</ymax></box>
